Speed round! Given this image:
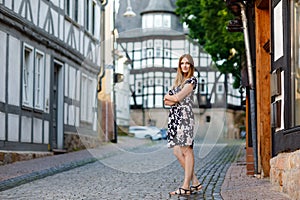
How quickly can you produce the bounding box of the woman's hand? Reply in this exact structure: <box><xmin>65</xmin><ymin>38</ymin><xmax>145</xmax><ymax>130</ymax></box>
<box><xmin>164</xmin><ymin>94</ymin><xmax>176</xmax><ymax>106</ymax></box>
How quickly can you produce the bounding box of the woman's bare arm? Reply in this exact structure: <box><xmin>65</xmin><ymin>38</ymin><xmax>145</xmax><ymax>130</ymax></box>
<box><xmin>164</xmin><ymin>84</ymin><xmax>193</xmax><ymax>103</ymax></box>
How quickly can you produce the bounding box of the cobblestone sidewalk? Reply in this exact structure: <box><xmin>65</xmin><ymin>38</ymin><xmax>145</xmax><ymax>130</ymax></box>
<box><xmin>221</xmin><ymin>146</ymin><xmax>291</xmax><ymax>200</ymax></box>
<box><xmin>0</xmin><ymin>138</ymin><xmax>292</xmax><ymax>199</ymax></box>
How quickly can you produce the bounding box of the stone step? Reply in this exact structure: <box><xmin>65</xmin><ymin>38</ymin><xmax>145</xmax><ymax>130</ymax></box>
<box><xmin>0</xmin><ymin>151</ymin><xmax>53</xmax><ymax>165</ymax></box>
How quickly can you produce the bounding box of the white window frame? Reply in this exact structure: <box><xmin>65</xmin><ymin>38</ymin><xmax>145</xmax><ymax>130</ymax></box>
<box><xmin>22</xmin><ymin>44</ymin><xmax>34</xmax><ymax>107</ymax></box>
<box><xmin>154</xmin><ymin>14</ymin><xmax>162</xmax><ymax>28</ymax></box>
<box><xmin>216</xmin><ymin>83</ymin><xmax>224</xmax><ymax>94</ymax></box>
<box><xmin>34</xmin><ymin>50</ymin><xmax>45</xmax><ymax>110</ymax></box>
<box><xmin>163</xmin><ymin>14</ymin><xmax>171</xmax><ymax>28</ymax></box>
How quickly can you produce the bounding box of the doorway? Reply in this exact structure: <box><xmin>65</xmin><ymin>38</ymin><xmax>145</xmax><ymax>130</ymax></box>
<box><xmin>52</xmin><ymin>60</ymin><xmax>64</xmax><ymax>150</ymax></box>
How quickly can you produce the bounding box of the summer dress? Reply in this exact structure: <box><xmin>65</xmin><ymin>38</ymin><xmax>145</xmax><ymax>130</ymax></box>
<box><xmin>167</xmin><ymin>76</ymin><xmax>197</xmax><ymax>148</ymax></box>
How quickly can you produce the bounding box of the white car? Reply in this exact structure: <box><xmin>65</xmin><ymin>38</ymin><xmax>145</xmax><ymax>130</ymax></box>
<box><xmin>129</xmin><ymin>126</ymin><xmax>162</xmax><ymax>140</ymax></box>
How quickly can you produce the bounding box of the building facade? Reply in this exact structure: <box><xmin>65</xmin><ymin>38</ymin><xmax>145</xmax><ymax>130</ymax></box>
<box><xmin>0</xmin><ymin>0</ymin><xmax>106</xmax><ymax>152</ymax></box>
<box><xmin>116</xmin><ymin>0</ymin><xmax>245</xmax><ymax>138</ymax></box>
<box><xmin>226</xmin><ymin>0</ymin><xmax>300</xmax><ymax>198</ymax></box>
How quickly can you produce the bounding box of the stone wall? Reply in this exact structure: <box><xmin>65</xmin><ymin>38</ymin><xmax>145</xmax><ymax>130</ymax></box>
<box><xmin>64</xmin><ymin>132</ymin><xmax>103</xmax><ymax>152</ymax></box>
<box><xmin>0</xmin><ymin>151</ymin><xmax>53</xmax><ymax>165</ymax></box>
<box><xmin>270</xmin><ymin>149</ymin><xmax>300</xmax><ymax>199</ymax></box>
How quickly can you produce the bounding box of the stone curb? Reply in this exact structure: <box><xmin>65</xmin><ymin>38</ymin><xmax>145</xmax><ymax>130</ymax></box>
<box><xmin>0</xmin><ymin>157</ymin><xmax>97</xmax><ymax>192</ymax></box>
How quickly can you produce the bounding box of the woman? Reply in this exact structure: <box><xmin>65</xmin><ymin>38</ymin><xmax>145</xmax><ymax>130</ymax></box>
<box><xmin>164</xmin><ymin>54</ymin><xmax>202</xmax><ymax>196</ymax></box>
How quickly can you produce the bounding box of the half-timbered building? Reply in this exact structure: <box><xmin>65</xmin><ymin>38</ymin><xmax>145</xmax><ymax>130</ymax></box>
<box><xmin>0</xmin><ymin>0</ymin><xmax>106</xmax><ymax>152</ymax></box>
<box><xmin>116</xmin><ymin>0</ymin><xmax>245</xmax><ymax>138</ymax></box>
<box><xmin>226</xmin><ymin>0</ymin><xmax>300</xmax><ymax>198</ymax></box>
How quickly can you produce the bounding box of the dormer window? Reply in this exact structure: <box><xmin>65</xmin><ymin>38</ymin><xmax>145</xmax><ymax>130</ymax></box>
<box><xmin>142</xmin><ymin>13</ymin><xmax>171</xmax><ymax>29</ymax></box>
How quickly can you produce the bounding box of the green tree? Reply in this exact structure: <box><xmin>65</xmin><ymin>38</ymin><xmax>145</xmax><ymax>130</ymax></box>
<box><xmin>176</xmin><ymin>0</ymin><xmax>244</xmax><ymax>88</ymax></box>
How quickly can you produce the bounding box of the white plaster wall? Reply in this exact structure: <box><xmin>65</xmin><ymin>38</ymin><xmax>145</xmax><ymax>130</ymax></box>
<box><xmin>7</xmin><ymin>114</ymin><xmax>19</xmax><ymax>142</ymax></box>
<box><xmin>68</xmin><ymin>104</ymin><xmax>75</xmax><ymax>126</ymax></box>
<box><xmin>0</xmin><ymin>31</ymin><xmax>6</xmax><ymax>103</ymax></box>
<box><xmin>64</xmin><ymin>103</ymin><xmax>68</xmax><ymax>124</ymax></box>
<box><xmin>44</xmin><ymin>120</ymin><xmax>49</xmax><ymax>144</ymax></box>
<box><xmin>52</xmin><ymin>8</ymin><xmax>59</xmax><ymax>37</ymax></box>
<box><xmin>33</xmin><ymin>118</ymin><xmax>43</xmax><ymax>143</ymax></box>
<box><xmin>51</xmin><ymin>0</ymin><xmax>60</xmax><ymax>7</ymax></box>
<box><xmin>39</xmin><ymin>1</ymin><xmax>48</xmax><ymax>29</ymax></box>
<box><xmin>76</xmin><ymin>70</ymin><xmax>81</xmax><ymax>101</ymax></box>
<box><xmin>64</xmin><ymin>20</ymin><xmax>71</xmax><ymax>44</ymax></box>
<box><xmin>21</xmin><ymin>116</ymin><xmax>32</xmax><ymax>142</ymax></box>
<box><xmin>59</xmin><ymin>14</ymin><xmax>64</xmax><ymax>41</ymax></box>
<box><xmin>8</xmin><ymin>36</ymin><xmax>20</xmax><ymax>106</ymax></box>
<box><xmin>69</xmin><ymin>66</ymin><xmax>76</xmax><ymax>99</ymax></box>
<box><xmin>74</xmin><ymin>26</ymin><xmax>80</xmax><ymax>52</ymax></box>
<box><xmin>75</xmin><ymin>106</ymin><xmax>80</xmax><ymax>127</ymax></box>
<box><xmin>5</xmin><ymin>0</ymin><xmax>12</xmax><ymax>9</ymax></box>
<box><xmin>64</xmin><ymin>63</ymin><xmax>69</xmax><ymax>97</ymax></box>
<box><xmin>29</xmin><ymin>0</ymin><xmax>39</xmax><ymax>25</ymax></box>
<box><xmin>0</xmin><ymin>112</ymin><xmax>5</xmax><ymax>140</ymax></box>
<box><xmin>13</xmin><ymin>0</ymin><xmax>21</xmax><ymax>14</ymax></box>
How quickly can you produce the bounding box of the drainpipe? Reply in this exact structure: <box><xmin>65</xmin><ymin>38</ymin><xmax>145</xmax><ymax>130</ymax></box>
<box><xmin>239</xmin><ymin>2</ymin><xmax>258</xmax><ymax>174</ymax></box>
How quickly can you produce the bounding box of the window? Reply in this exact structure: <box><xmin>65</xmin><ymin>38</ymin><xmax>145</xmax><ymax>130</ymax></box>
<box><xmin>292</xmin><ymin>1</ymin><xmax>300</xmax><ymax>126</ymax></box>
<box><xmin>34</xmin><ymin>51</ymin><xmax>45</xmax><ymax>109</ymax></box>
<box><xmin>216</xmin><ymin>83</ymin><xmax>224</xmax><ymax>94</ymax></box>
<box><xmin>85</xmin><ymin>0</ymin><xmax>89</xmax><ymax>30</ymax></box>
<box><xmin>74</xmin><ymin>0</ymin><xmax>78</xmax><ymax>22</ymax></box>
<box><xmin>155</xmin><ymin>40</ymin><xmax>162</xmax><ymax>57</ymax></box>
<box><xmin>92</xmin><ymin>1</ymin><xmax>96</xmax><ymax>34</ymax></box>
<box><xmin>23</xmin><ymin>46</ymin><xmax>34</xmax><ymax>106</ymax></box>
<box><xmin>65</xmin><ymin>0</ymin><xmax>78</xmax><ymax>22</ymax></box>
<box><xmin>154</xmin><ymin>14</ymin><xmax>162</xmax><ymax>28</ymax></box>
<box><xmin>85</xmin><ymin>0</ymin><xmax>96</xmax><ymax>33</ymax></box>
<box><xmin>200</xmin><ymin>78</ymin><xmax>207</xmax><ymax>94</ymax></box>
<box><xmin>163</xmin><ymin>14</ymin><xmax>171</xmax><ymax>28</ymax></box>
<box><xmin>66</xmin><ymin>0</ymin><xmax>71</xmax><ymax>16</ymax></box>
<box><xmin>22</xmin><ymin>45</ymin><xmax>45</xmax><ymax>110</ymax></box>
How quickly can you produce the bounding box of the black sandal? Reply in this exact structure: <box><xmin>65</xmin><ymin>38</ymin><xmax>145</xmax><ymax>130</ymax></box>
<box><xmin>190</xmin><ymin>183</ymin><xmax>202</xmax><ymax>193</ymax></box>
<box><xmin>169</xmin><ymin>187</ymin><xmax>191</xmax><ymax>196</ymax></box>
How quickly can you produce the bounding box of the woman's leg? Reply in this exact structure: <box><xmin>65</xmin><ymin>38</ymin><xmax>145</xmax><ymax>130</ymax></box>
<box><xmin>173</xmin><ymin>146</ymin><xmax>200</xmax><ymax>186</ymax></box>
<box><xmin>181</xmin><ymin>146</ymin><xmax>194</xmax><ymax>188</ymax></box>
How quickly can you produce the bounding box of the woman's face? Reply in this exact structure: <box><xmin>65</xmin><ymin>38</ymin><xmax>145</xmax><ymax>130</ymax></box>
<box><xmin>180</xmin><ymin>57</ymin><xmax>190</xmax><ymax>75</ymax></box>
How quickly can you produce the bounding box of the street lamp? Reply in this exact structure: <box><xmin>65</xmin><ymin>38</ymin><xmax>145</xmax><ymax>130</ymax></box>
<box><xmin>111</xmin><ymin>0</ymin><xmax>136</xmax><ymax>143</ymax></box>
<box><xmin>123</xmin><ymin>0</ymin><xmax>136</xmax><ymax>17</ymax></box>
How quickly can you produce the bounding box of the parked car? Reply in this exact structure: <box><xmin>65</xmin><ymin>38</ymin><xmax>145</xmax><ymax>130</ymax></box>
<box><xmin>160</xmin><ymin>128</ymin><xmax>167</xmax><ymax>139</ymax></box>
<box><xmin>129</xmin><ymin>126</ymin><xmax>162</xmax><ymax>140</ymax></box>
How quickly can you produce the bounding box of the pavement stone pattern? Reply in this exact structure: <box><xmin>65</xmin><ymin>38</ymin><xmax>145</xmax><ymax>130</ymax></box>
<box><xmin>0</xmin><ymin>137</ymin><xmax>291</xmax><ymax>200</ymax></box>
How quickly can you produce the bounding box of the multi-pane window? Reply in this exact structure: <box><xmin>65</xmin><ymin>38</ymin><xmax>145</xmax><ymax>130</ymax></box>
<box><xmin>22</xmin><ymin>44</ymin><xmax>45</xmax><ymax>110</ymax></box>
<box><xmin>65</xmin><ymin>0</ymin><xmax>79</xmax><ymax>22</ymax></box>
<box><xmin>84</xmin><ymin>0</ymin><xmax>96</xmax><ymax>34</ymax></box>
<box><xmin>142</xmin><ymin>13</ymin><xmax>171</xmax><ymax>29</ymax></box>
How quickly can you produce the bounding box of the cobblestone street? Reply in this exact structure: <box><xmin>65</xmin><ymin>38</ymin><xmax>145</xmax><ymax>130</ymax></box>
<box><xmin>0</xmin><ymin>138</ymin><xmax>242</xmax><ymax>200</ymax></box>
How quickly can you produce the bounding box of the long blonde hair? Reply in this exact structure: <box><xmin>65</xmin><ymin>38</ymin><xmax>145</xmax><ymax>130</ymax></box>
<box><xmin>173</xmin><ymin>54</ymin><xmax>195</xmax><ymax>88</ymax></box>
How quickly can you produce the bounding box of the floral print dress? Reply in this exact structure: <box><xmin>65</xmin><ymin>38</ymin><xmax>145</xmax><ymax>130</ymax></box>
<box><xmin>167</xmin><ymin>76</ymin><xmax>197</xmax><ymax>148</ymax></box>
